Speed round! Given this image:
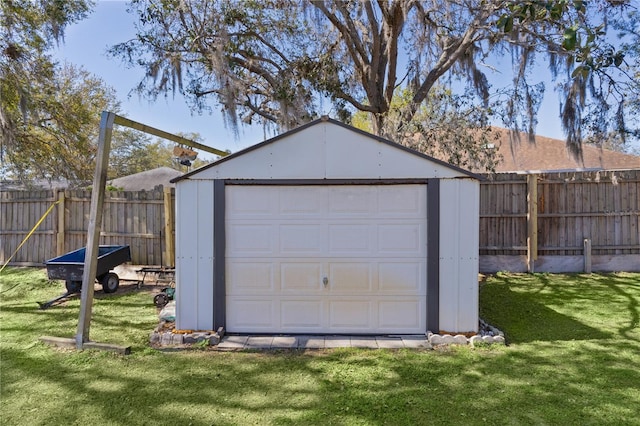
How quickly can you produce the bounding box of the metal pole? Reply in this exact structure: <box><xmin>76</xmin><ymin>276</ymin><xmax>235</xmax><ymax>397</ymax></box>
<box><xmin>76</xmin><ymin>111</ymin><xmax>115</xmax><ymax>349</ymax></box>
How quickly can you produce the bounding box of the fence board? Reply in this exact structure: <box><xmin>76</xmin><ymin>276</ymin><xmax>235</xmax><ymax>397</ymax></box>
<box><xmin>479</xmin><ymin>175</ymin><xmax>527</xmax><ymax>255</ymax></box>
<box><xmin>1</xmin><ymin>188</ymin><xmax>174</xmax><ymax>266</ymax></box>
<box><xmin>478</xmin><ymin>169</ymin><xmax>640</xmax><ymax>261</ymax></box>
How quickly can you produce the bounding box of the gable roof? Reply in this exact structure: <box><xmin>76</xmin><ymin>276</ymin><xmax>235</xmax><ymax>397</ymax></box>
<box><xmin>489</xmin><ymin>129</ymin><xmax>640</xmax><ymax>173</ymax></box>
<box><xmin>173</xmin><ymin>117</ymin><xmax>481</xmax><ymax>182</ymax></box>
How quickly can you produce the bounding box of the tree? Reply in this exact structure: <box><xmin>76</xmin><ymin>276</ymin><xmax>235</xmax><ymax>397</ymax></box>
<box><xmin>610</xmin><ymin>7</ymin><xmax>640</xmax><ymax>144</ymax></box>
<box><xmin>569</xmin><ymin>6</ymin><xmax>640</xmax><ymax>155</ymax></box>
<box><xmin>352</xmin><ymin>86</ymin><xmax>502</xmax><ymax>172</ymax></box>
<box><xmin>109</xmin><ymin>130</ymin><xmax>212</xmax><ymax>179</ymax></box>
<box><xmin>111</xmin><ymin>0</ymin><xmax>638</xmax><ymax>164</ymax></box>
<box><xmin>0</xmin><ymin>0</ymin><xmax>217</xmax><ymax>183</ymax></box>
<box><xmin>1</xmin><ymin>0</ymin><xmax>94</xmax><ymax>162</ymax></box>
<box><xmin>1</xmin><ymin>63</ymin><xmax>204</xmax><ymax>183</ymax></box>
<box><xmin>1</xmin><ymin>62</ymin><xmax>121</xmax><ymax>183</ymax></box>
<box><xmin>110</xmin><ymin>130</ymin><xmax>169</xmax><ymax>179</ymax></box>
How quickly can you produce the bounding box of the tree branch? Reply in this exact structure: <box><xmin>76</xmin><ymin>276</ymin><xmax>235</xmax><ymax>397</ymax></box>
<box><xmin>244</xmin><ymin>97</ymin><xmax>277</xmax><ymax>122</ymax></box>
<box><xmin>312</xmin><ymin>1</ymin><xmax>368</xmax><ymax>93</ymax></box>
<box><xmin>402</xmin><ymin>6</ymin><xmax>494</xmax><ymax>124</ymax></box>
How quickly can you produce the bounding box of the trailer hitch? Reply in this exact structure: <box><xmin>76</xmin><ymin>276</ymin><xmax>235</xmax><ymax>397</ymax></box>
<box><xmin>37</xmin><ymin>290</ymin><xmax>78</xmax><ymax>310</ymax></box>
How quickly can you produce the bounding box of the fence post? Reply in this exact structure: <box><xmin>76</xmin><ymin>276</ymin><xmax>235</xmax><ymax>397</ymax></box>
<box><xmin>163</xmin><ymin>186</ymin><xmax>175</xmax><ymax>267</ymax></box>
<box><xmin>527</xmin><ymin>174</ymin><xmax>538</xmax><ymax>273</ymax></box>
<box><xmin>583</xmin><ymin>238</ymin><xmax>592</xmax><ymax>273</ymax></box>
<box><xmin>56</xmin><ymin>190</ymin><xmax>66</xmax><ymax>255</ymax></box>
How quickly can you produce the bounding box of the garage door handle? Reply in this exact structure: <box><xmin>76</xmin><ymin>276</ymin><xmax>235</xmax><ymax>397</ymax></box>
<box><xmin>323</xmin><ymin>277</ymin><xmax>328</xmax><ymax>287</ymax></box>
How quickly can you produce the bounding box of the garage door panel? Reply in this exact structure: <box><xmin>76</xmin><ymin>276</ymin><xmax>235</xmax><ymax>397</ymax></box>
<box><xmin>281</xmin><ymin>263</ymin><xmax>323</xmax><ymax>292</ymax></box>
<box><xmin>281</xmin><ymin>300</ymin><xmax>323</xmax><ymax>328</ymax></box>
<box><xmin>378</xmin><ymin>300</ymin><xmax>422</xmax><ymax>330</ymax></box>
<box><xmin>378</xmin><ymin>262</ymin><xmax>424</xmax><ymax>293</ymax></box>
<box><xmin>227</xmin><ymin>186</ymin><xmax>274</xmax><ymax>217</ymax></box>
<box><xmin>328</xmin><ymin>224</ymin><xmax>372</xmax><ymax>253</ymax></box>
<box><xmin>227</xmin><ymin>261</ymin><xmax>275</xmax><ymax>293</ymax></box>
<box><xmin>328</xmin><ymin>262</ymin><xmax>372</xmax><ymax>292</ymax></box>
<box><xmin>227</xmin><ymin>224</ymin><xmax>273</xmax><ymax>255</ymax></box>
<box><xmin>378</xmin><ymin>186</ymin><xmax>425</xmax><ymax>215</ymax></box>
<box><xmin>329</xmin><ymin>187</ymin><xmax>376</xmax><ymax>215</ymax></box>
<box><xmin>329</xmin><ymin>300</ymin><xmax>371</xmax><ymax>328</ymax></box>
<box><xmin>378</xmin><ymin>223</ymin><xmax>424</xmax><ymax>254</ymax></box>
<box><xmin>279</xmin><ymin>187</ymin><xmax>326</xmax><ymax>215</ymax></box>
<box><xmin>280</xmin><ymin>224</ymin><xmax>323</xmax><ymax>253</ymax></box>
<box><xmin>227</xmin><ymin>299</ymin><xmax>275</xmax><ymax>330</ymax></box>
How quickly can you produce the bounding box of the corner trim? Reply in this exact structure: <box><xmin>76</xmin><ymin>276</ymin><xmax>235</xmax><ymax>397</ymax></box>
<box><xmin>213</xmin><ymin>180</ymin><xmax>226</xmax><ymax>329</ymax></box>
<box><xmin>427</xmin><ymin>179</ymin><xmax>440</xmax><ymax>332</ymax></box>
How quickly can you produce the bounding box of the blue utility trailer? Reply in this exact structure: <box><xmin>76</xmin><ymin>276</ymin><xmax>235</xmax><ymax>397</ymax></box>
<box><xmin>39</xmin><ymin>245</ymin><xmax>131</xmax><ymax>309</ymax></box>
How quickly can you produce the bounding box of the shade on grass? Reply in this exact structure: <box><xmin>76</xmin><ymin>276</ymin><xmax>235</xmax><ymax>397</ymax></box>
<box><xmin>1</xmin><ymin>268</ymin><xmax>639</xmax><ymax>425</ymax></box>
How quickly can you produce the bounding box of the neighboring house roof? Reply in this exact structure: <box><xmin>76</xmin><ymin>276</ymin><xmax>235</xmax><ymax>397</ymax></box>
<box><xmin>109</xmin><ymin>167</ymin><xmax>183</xmax><ymax>191</ymax></box>
<box><xmin>490</xmin><ymin>129</ymin><xmax>640</xmax><ymax>173</ymax></box>
<box><xmin>0</xmin><ymin>178</ymin><xmax>72</xmax><ymax>191</ymax></box>
<box><xmin>173</xmin><ymin>117</ymin><xmax>482</xmax><ymax>182</ymax></box>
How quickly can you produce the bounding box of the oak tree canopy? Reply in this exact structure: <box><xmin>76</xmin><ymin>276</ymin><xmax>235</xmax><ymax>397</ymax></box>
<box><xmin>110</xmin><ymin>0</ymin><xmax>639</xmax><ymax>170</ymax></box>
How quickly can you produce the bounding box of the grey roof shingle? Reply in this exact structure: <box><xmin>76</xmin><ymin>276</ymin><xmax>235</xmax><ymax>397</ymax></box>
<box><xmin>109</xmin><ymin>167</ymin><xmax>183</xmax><ymax>191</ymax></box>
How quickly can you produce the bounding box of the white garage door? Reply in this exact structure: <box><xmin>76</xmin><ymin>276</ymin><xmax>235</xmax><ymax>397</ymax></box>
<box><xmin>225</xmin><ymin>185</ymin><xmax>427</xmax><ymax>334</ymax></box>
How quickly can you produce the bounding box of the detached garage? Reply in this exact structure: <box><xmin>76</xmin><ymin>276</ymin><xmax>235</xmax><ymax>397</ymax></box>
<box><xmin>172</xmin><ymin>117</ymin><xmax>480</xmax><ymax>335</ymax></box>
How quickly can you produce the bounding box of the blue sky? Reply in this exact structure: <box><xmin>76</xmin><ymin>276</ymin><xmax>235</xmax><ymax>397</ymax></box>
<box><xmin>53</xmin><ymin>1</ymin><xmax>268</xmax><ymax>159</ymax></box>
<box><xmin>53</xmin><ymin>1</ymin><xmax>569</xmax><ymax>160</ymax></box>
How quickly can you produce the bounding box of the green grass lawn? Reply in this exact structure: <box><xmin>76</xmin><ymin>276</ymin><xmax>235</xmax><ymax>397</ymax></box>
<box><xmin>1</xmin><ymin>268</ymin><xmax>639</xmax><ymax>425</ymax></box>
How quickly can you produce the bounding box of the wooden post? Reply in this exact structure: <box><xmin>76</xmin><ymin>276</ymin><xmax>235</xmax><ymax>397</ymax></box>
<box><xmin>526</xmin><ymin>174</ymin><xmax>538</xmax><ymax>273</ymax></box>
<box><xmin>163</xmin><ymin>186</ymin><xmax>175</xmax><ymax>267</ymax></box>
<box><xmin>583</xmin><ymin>238</ymin><xmax>592</xmax><ymax>273</ymax></box>
<box><xmin>76</xmin><ymin>111</ymin><xmax>114</xmax><ymax>349</ymax></box>
<box><xmin>56</xmin><ymin>190</ymin><xmax>66</xmax><ymax>256</ymax></box>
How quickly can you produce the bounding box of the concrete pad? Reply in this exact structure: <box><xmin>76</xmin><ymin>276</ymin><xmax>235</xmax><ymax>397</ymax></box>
<box><xmin>351</xmin><ymin>337</ymin><xmax>378</xmax><ymax>348</ymax></box>
<box><xmin>217</xmin><ymin>335</ymin><xmax>249</xmax><ymax>349</ymax></box>
<box><xmin>375</xmin><ymin>337</ymin><xmax>405</xmax><ymax>349</ymax></box>
<box><xmin>401</xmin><ymin>336</ymin><xmax>432</xmax><ymax>349</ymax></box>
<box><xmin>270</xmin><ymin>336</ymin><xmax>297</xmax><ymax>349</ymax></box>
<box><xmin>297</xmin><ymin>336</ymin><xmax>325</xmax><ymax>349</ymax></box>
<box><xmin>325</xmin><ymin>336</ymin><xmax>351</xmax><ymax>348</ymax></box>
<box><xmin>246</xmin><ymin>336</ymin><xmax>273</xmax><ymax>349</ymax></box>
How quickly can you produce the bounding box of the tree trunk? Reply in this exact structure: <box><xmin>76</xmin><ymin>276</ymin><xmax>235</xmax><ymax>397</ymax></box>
<box><xmin>370</xmin><ymin>113</ymin><xmax>386</xmax><ymax>137</ymax></box>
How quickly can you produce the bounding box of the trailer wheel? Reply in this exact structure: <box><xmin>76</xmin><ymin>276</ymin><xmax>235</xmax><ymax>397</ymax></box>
<box><xmin>65</xmin><ymin>280</ymin><xmax>82</xmax><ymax>293</ymax></box>
<box><xmin>101</xmin><ymin>273</ymin><xmax>119</xmax><ymax>293</ymax></box>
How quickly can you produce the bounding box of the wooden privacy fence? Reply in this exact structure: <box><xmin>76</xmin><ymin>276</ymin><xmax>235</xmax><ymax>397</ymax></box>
<box><xmin>2</xmin><ymin>170</ymin><xmax>639</xmax><ymax>272</ymax></box>
<box><xmin>0</xmin><ymin>188</ymin><xmax>175</xmax><ymax>267</ymax></box>
<box><xmin>479</xmin><ymin>169</ymin><xmax>640</xmax><ymax>273</ymax></box>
